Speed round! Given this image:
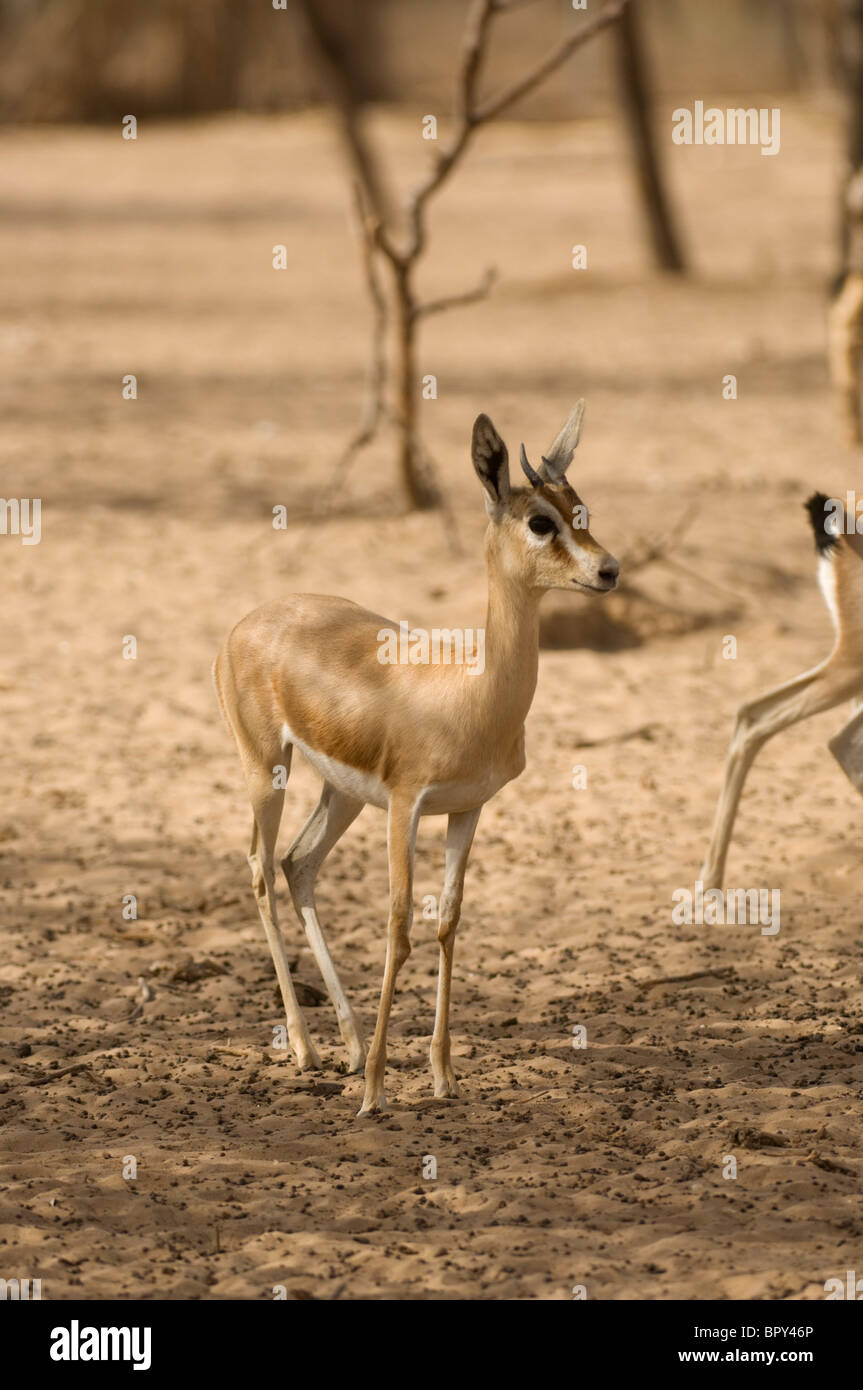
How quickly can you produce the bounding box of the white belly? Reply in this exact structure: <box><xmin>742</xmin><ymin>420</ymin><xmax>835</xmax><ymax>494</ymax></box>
<box><xmin>281</xmin><ymin>723</ymin><xmax>390</xmax><ymax>809</ymax></box>
<box><xmin>281</xmin><ymin>723</ymin><xmax>515</xmax><ymax>816</ymax></box>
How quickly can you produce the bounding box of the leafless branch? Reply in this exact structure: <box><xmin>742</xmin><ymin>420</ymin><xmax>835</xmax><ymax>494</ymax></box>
<box><xmin>416</xmin><ymin>266</ymin><xmax>497</xmax><ymax>321</ymax></box>
<box><xmin>574</xmin><ymin>723</ymin><xmax>658</xmax><ymax>748</ymax></box>
<box><xmin>618</xmin><ymin>504</ymin><xmax>749</xmax><ymax>607</ymax></box>
<box><xmin>400</xmin><ymin>0</ymin><xmax>627</xmax><ymax>262</ymax></box>
<box><xmin>475</xmin><ymin>0</ymin><xmax>629</xmax><ymax>124</ymax></box>
<box><xmin>656</xmin><ymin>555</ymin><xmax>750</xmax><ymax>607</ymax></box>
<box><xmin>304</xmin><ymin>0</ymin><xmax>629</xmax><ymax>509</ymax></box>
<box><xmin>620</xmin><ymin>503</ymin><xmax>697</xmax><ymax>574</ymax></box>
<box><xmin>393</xmin><ymin>0</ymin><xmax>497</xmax><ymax>264</ymax></box>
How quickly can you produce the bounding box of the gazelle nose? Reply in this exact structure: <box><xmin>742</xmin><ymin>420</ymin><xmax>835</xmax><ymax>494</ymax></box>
<box><xmin>598</xmin><ymin>556</ymin><xmax>619</xmax><ymax>586</ymax></box>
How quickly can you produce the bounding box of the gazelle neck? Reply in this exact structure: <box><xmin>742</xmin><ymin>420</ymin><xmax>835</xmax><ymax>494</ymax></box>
<box><xmin>479</xmin><ymin>539</ymin><xmax>542</xmax><ymax>732</ymax></box>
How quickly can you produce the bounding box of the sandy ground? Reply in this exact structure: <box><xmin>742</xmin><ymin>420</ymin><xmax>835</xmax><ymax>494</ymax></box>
<box><xmin>2</xmin><ymin>102</ymin><xmax>863</xmax><ymax>1301</ymax></box>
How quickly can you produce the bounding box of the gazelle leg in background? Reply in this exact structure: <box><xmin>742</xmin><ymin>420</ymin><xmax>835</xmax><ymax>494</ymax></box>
<box><xmin>828</xmin><ymin>699</ymin><xmax>863</xmax><ymax>794</ymax></box>
<box><xmin>246</xmin><ymin>758</ymin><xmax>322</xmax><ymax>1071</ymax></box>
<box><xmin>282</xmin><ymin>783</ymin><xmax>367</xmax><ymax>1074</ymax></box>
<box><xmin>700</xmin><ymin>659</ymin><xmax>858</xmax><ymax>889</ymax></box>
<box><xmin>828</xmin><ymin>272</ymin><xmax>863</xmax><ymax>446</ymax></box>
<box><xmin>430</xmin><ymin>807</ymin><xmax>481</xmax><ymax>1099</ymax></box>
<box><xmin>358</xmin><ymin>796</ymin><xmax>419</xmax><ymax>1117</ymax></box>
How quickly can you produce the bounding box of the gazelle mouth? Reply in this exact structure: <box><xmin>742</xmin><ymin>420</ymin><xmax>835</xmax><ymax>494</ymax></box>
<box><xmin>572</xmin><ymin>578</ymin><xmax>617</xmax><ymax>594</ymax></box>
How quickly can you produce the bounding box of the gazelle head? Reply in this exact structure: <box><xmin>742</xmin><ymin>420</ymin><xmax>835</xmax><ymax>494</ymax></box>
<box><xmin>471</xmin><ymin>401</ymin><xmax>619</xmax><ymax>596</ymax></box>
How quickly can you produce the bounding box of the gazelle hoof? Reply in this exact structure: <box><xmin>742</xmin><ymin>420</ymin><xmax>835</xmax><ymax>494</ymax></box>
<box><xmin>357</xmin><ymin>1091</ymin><xmax>386</xmax><ymax>1118</ymax></box>
<box><xmin>342</xmin><ymin>1025</ymin><xmax>367</xmax><ymax>1075</ymax></box>
<box><xmin>296</xmin><ymin>1044</ymin><xmax>322</xmax><ymax>1072</ymax></box>
<box><xmin>433</xmin><ymin>1076</ymin><xmax>459</xmax><ymax>1099</ymax></box>
<box><xmin>698</xmin><ymin>865</ymin><xmax>722</xmax><ymax>891</ymax></box>
<box><xmin>431</xmin><ymin>1046</ymin><xmax>458</xmax><ymax>1098</ymax></box>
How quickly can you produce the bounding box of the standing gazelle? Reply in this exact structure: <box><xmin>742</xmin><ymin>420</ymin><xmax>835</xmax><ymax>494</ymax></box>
<box><xmin>701</xmin><ymin>493</ymin><xmax>863</xmax><ymax>889</ymax></box>
<box><xmin>214</xmin><ymin>402</ymin><xmax>619</xmax><ymax>1115</ymax></box>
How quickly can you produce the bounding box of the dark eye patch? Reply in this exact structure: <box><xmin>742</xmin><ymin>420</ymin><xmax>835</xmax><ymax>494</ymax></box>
<box><xmin>528</xmin><ymin>514</ymin><xmax>557</xmax><ymax>537</ymax></box>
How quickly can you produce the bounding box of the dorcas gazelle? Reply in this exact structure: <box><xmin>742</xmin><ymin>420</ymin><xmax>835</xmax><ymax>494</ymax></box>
<box><xmin>214</xmin><ymin>402</ymin><xmax>619</xmax><ymax>1115</ymax></box>
<box><xmin>701</xmin><ymin>492</ymin><xmax>863</xmax><ymax>889</ymax></box>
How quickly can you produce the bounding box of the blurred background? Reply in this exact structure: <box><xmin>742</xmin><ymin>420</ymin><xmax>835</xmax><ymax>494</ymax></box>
<box><xmin>2</xmin><ymin>0</ymin><xmax>862</xmax><ymax>515</ymax></box>
<box><xmin>0</xmin><ymin>0</ymin><xmax>839</xmax><ymax>122</ymax></box>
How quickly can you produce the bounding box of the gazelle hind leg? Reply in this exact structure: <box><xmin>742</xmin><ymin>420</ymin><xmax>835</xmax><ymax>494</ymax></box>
<box><xmin>282</xmin><ymin>784</ymin><xmax>366</xmax><ymax>1073</ymax></box>
<box><xmin>247</xmin><ymin>762</ymin><xmax>321</xmax><ymax>1072</ymax></box>
<box><xmin>430</xmin><ymin>807</ymin><xmax>481</xmax><ymax>1099</ymax></box>
<box><xmin>701</xmin><ymin>659</ymin><xmax>857</xmax><ymax>889</ymax></box>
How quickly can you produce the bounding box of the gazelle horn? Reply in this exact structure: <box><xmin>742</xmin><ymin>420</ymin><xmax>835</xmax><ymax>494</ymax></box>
<box><xmin>539</xmin><ymin>398</ymin><xmax>585</xmax><ymax>485</ymax></box>
<box><xmin>519</xmin><ymin>443</ymin><xmax>543</xmax><ymax>489</ymax></box>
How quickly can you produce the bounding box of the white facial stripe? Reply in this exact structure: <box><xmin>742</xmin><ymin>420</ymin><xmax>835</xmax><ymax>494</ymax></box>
<box><xmin>560</xmin><ymin>524</ymin><xmax>590</xmax><ymax>561</ymax></box>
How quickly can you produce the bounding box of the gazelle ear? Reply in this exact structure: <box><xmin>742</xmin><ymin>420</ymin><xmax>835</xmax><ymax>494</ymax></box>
<box><xmin>471</xmin><ymin>414</ymin><xmax>510</xmax><ymax>514</ymax></box>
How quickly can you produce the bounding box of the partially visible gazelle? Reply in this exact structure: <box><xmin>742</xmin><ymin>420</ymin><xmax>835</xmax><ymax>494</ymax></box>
<box><xmin>214</xmin><ymin>402</ymin><xmax>619</xmax><ymax>1115</ymax></box>
<box><xmin>701</xmin><ymin>493</ymin><xmax>863</xmax><ymax>889</ymax></box>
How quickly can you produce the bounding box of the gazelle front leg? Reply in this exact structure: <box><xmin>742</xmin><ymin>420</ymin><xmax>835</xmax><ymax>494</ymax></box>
<box><xmin>431</xmin><ymin>806</ymin><xmax>481</xmax><ymax>1099</ymax></box>
<box><xmin>358</xmin><ymin>796</ymin><xmax>419</xmax><ymax>1117</ymax></box>
<box><xmin>701</xmin><ymin>660</ymin><xmax>856</xmax><ymax>889</ymax></box>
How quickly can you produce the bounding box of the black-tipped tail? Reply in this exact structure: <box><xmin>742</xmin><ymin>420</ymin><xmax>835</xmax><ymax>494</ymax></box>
<box><xmin>804</xmin><ymin>492</ymin><xmax>840</xmax><ymax>555</ymax></box>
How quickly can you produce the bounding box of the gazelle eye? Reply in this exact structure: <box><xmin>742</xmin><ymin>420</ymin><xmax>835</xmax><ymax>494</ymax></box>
<box><xmin>528</xmin><ymin>514</ymin><xmax>557</xmax><ymax>537</ymax></box>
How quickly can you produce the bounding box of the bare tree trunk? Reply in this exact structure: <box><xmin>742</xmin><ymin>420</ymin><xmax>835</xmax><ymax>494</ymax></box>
<box><xmin>829</xmin><ymin>1</ymin><xmax>863</xmax><ymax>439</ymax></box>
<box><xmin>178</xmin><ymin>0</ymin><xmax>248</xmax><ymax>117</ymax></box>
<box><xmin>829</xmin><ymin>267</ymin><xmax>863</xmax><ymax>442</ymax></box>
<box><xmin>613</xmin><ymin>0</ymin><xmax>686</xmax><ymax>273</ymax></box>
<box><xmin>393</xmin><ymin>264</ymin><xmax>439</xmax><ymax>509</ymax></box>
<box><xmin>393</xmin><ymin>269</ymin><xmax>418</xmax><ymax>509</ymax></box>
<box><xmin>844</xmin><ymin>0</ymin><xmax>863</xmax><ymax>168</ymax></box>
<box><xmin>836</xmin><ymin>0</ymin><xmax>863</xmax><ymax>280</ymax></box>
<box><xmin>777</xmin><ymin>0</ymin><xmax>808</xmax><ymax>89</ymax></box>
<box><xmin>296</xmin><ymin>0</ymin><xmax>390</xmax><ymax>222</ymax></box>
